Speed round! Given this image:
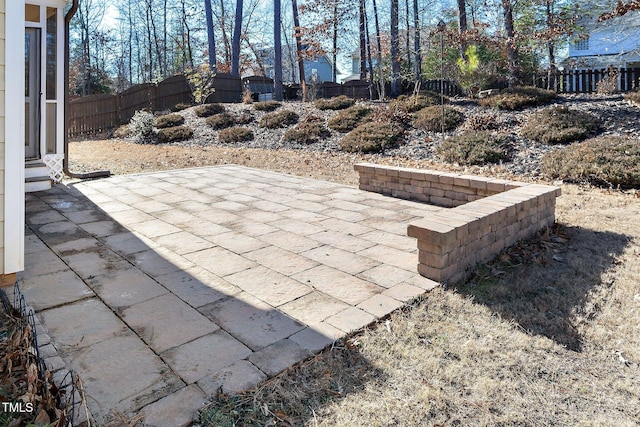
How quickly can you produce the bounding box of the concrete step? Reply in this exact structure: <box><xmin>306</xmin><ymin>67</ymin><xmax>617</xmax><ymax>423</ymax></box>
<box><xmin>25</xmin><ymin>161</ymin><xmax>49</xmax><ymax>180</ymax></box>
<box><xmin>25</xmin><ymin>176</ymin><xmax>52</xmax><ymax>193</ymax></box>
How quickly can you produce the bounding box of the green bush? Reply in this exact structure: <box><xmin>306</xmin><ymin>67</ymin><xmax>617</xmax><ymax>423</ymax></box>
<box><xmin>625</xmin><ymin>90</ymin><xmax>640</xmax><ymax>105</ymax></box>
<box><xmin>206</xmin><ymin>113</ymin><xmax>235</xmax><ymax>129</ymax></box>
<box><xmin>479</xmin><ymin>86</ymin><xmax>557</xmax><ymax>110</ymax></box>
<box><xmin>314</xmin><ymin>95</ymin><xmax>355</xmax><ymax>110</ymax></box>
<box><xmin>154</xmin><ymin>113</ymin><xmax>185</xmax><ymax>129</ymax></box>
<box><xmin>414</xmin><ymin>106</ymin><xmax>464</xmax><ymax>132</ymax></box>
<box><xmin>253</xmin><ymin>100</ymin><xmax>281</xmax><ymax>111</ymax></box>
<box><xmin>259</xmin><ymin>110</ymin><xmax>299</xmax><ymax>128</ymax></box>
<box><xmin>194</xmin><ymin>103</ymin><xmax>225</xmax><ymax>117</ymax></box>
<box><xmin>218</xmin><ymin>126</ymin><xmax>254</xmax><ymax>143</ymax></box>
<box><xmin>340</xmin><ymin>122</ymin><xmax>403</xmax><ymax>153</ymax></box>
<box><xmin>436</xmin><ymin>131</ymin><xmax>508</xmax><ymax>165</ymax></box>
<box><xmin>542</xmin><ymin>136</ymin><xmax>640</xmax><ymax>188</ymax></box>
<box><xmin>389</xmin><ymin>92</ymin><xmax>442</xmax><ymax>113</ymax></box>
<box><xmin>283</xmin><ymin>119</ymin><xmax>330</xmax><ymax>144</ymax></box>
<box><xmin>327</xmin><ymin>105</ymin><xmax>372</xmax><ymax>132</ymax></box>
<box><xmin>521</xmin><ymin>106</ymin><xmax>599</xmax><ymax>144</ymax></box>
<box><xmin>156</xmin><ymin>126</ymin><xmax>193</xmax><ymax>143</ymax></box>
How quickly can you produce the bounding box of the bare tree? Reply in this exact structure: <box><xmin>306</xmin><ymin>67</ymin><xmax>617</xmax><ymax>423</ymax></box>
<box><xmin>292</xmin><ymin>0</ymin><xmax>307</xmax><ymax>101</ymax></box>
<box><xmin>231</xmin><ymin>0</ymin><xmax>243</xmax><ymax>76</ymax></box>
<box><xmin>390</xmin><ymin>0</ymin><xmax>401</xmax><ymax>96</ymax></box>
<box><xmin>204</xmin><ymin>0</ymin><xmax>217</xmax><ymax>72</ymax></box>
<box><xmin>358</xmin><ymin>0</ymin><xmax>367</xmax><ymax>80</ymax></box>
<box><xmin>274</xmin><ymin>0</ymin><xmax>283</xmax><ymax>100</ymax></box>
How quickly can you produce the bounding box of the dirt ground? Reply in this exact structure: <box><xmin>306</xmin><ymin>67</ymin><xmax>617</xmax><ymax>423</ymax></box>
<box><xmin>68</xmin><ymin>136</ymin><xmax>640</xmax><ymax>426</ymax></box>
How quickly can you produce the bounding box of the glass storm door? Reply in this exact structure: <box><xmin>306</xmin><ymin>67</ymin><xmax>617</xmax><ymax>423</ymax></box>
<box><xmin>25</xmin><ymin>28</ymin><xmax>41</xmax><ymax>160</ymax></box>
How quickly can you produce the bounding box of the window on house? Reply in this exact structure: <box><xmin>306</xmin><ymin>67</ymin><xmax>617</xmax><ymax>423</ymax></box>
<box><xmin>574</xmin><ymin>38</ymin><xmax>589</xmax><ymax>51</ymax></box>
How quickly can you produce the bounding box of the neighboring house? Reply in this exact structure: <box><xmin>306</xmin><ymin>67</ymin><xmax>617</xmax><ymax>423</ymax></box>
<box><xmin>247</xmin><ymin>45</ymin><xmax>338</xmax><ymax>84</ymax></box>
<box><xmin>1</xmin><ymin>1</ymin><xmax>72</xmax><ymax>284</ymax></box>
<box><xmin>563</xmin><ymin>11</ymin><xmax>640</xmax><ymax>70</ymax></box>
<box><xmin>342</xmin><ymin>49</ymin><xmax>379</xmax><ymax>82</ymax></box>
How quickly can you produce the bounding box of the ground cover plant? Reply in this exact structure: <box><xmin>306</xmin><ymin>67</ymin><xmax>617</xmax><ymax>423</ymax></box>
<box><xmin>626</xmin><ymin>90</ymin><xmax>640</xmax><ymax>105</ymax></box>
<box><xmin>156</xmin><ymin>125</ymin><xmax>193</xmax><ymax>143</ymax></box>
<box><xmin>205</xmin><ymin>112</ymin><xmax>235</xmax><ymax>129</ymax></box>
<box><xmin>521</xmin><ymin>106</ymin><xmax>599</xmax><ymax>144</ymax></box>
<box><xmin>436</xmin><ymin>131</ymin><xmax>508</xmax><ymax>165</ymax></box>
<box><xmin>389</xmin><ymin>92</ymin><xmax>442</xmax><ymax>113</ymax></box>
<box><xmin>413</xmin><ymin>105</ymin><xmax>464</xmax><ymax>131</ymax></box>
<box><xmin>259</xmin><ymin>110</ymin><xmax>299</xmax><ymax>128</ymax></box>
<box><xmin>218</xmin><ymin>126</ymin><xmax>254</xmax><ymax>143</ymax></box>
<box><xmin>253</xmin><ymin>100</ymin><xmax>281</xmax><ymax>111</ymax></box>
<box><xmin>542</xmin><ymin>135</ymin><xmax>640</xmax><ymax>188</ymax></box>
<box><xmin>283</xmin><ymin>117</ymin><xmax>330</xmax><ymax>144</ymax></box>
<box><xmin>327</xmin><ymin>105</ymin><xmax>372</xmax><ymax>132</ymax></box>
<box><xmin>154</xmin><ymin>113</ymin><xmax>185</xmax><ymax>129</ymax></box>
<box><xmin>314</xmin><ymin>95</ymin><xmax>355</xmax><ymax>110</ymax></box>
<box><xmin>340</xmin><ymin>121</ymin><xmax>403</xmax><ymax>153</ymax></box>
<box><xmin>194</xmin><ymin>103</ymin><xmax>225</xmax><ymax>118</ymax></box>
<box><xmin>479</xmin><ymin>86</ymin><xmax>557</xmax><ymax>110</ymax></box>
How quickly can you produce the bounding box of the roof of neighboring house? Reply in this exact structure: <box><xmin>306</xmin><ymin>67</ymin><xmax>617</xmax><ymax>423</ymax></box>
<box><xmin>561</xmin><ymin>49</ymin><xmax>640</xmax><ymax>69</ymax></box>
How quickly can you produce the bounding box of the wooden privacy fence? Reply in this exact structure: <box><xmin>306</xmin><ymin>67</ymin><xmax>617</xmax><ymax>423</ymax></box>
<box><xmin>70</xmin><ymin>75</ymin><xmax>194</xmax><ymax>137</ymax></box>
<box><xmin>421</xmin><ymin>79</ymin><xmax>464</xmax><ymax>97</ymax></box>
<box><xmin>535</xmin><ymin>67</ymin><xmax>640</xmax><ymax>94</ymax></box>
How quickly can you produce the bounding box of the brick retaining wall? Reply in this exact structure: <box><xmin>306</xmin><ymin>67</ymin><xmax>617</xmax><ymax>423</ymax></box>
<box><xmin>355</xmin><ymin>164</ymin><xmax>561</xmax><ymax>283</ymax></box>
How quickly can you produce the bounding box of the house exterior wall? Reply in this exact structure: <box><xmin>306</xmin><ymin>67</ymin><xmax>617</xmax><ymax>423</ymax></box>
<box><xmin>304</xmin><ymin>56</ymin><xmax>334</xmax><ymax>83</ymax></box>
<box><xmin>3</xmin><ymin>0</ymin><xmax>26</xmax><ymax>275</ymax></box>
<box><xmin>0</xmin><ymin>0</ymin><xmax>6</xmax><ymax>274</ymax></box>
<box><xmin>568</xmin><ymin>14</ymin><xmax>640</xmax><ymax>58</ymax></box>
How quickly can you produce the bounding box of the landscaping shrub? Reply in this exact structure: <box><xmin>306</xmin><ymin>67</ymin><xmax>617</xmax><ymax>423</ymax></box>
<box><xmin>413</xmin><ymin>106</ymin><xmax>464</xmax><ymax>132</ymax></box>
<box><xmin>542</xmin><ymin>136</ymin><xmax>640</xmax><ymax>188</ymax></box>
<box><xmin>479</xmin><ymin>86</ymin><xmax>557</xmax><ymax>110</ymax></box>
<box><xmin>171</xmin><ymin>103</ymin><xmax>192</xmax><ymax>112</ymax></box>
<box><xmin>625</xmin><ymin>90</ymin><xmax>640</xmax><ymax>106</ymax></box>
<box><xmin>113</xmin><ymin>124</ymin><xmax>131</xmax><ymax>138</ymax></box>
<box><xmin>340</xmin><ymin>122</ymin><xmax>403</xmax><ymax>153</ymax></box>
<box><xmin>194</xmin><ymin>103</ymin><xmax>225</xmax><ymax>117</ymax></box>
<box><xmin>521</xmin><ymin>106</ymin><xmax>599</xmax><ymax>144</ymax></box>
<box><xmin>464</xmin><ymin>112</ymin><xmax>501</xmax><ymax>131</ymax></box>
<box><xmin>259</xmin><ymin>110</ymin><xmax>299</xmax><ymax>128</ymax></box>
<box><xmin>283</xmin><ymin>118</ymin><xmax>330</xmax><ymax>144</ymax></box>
<box><xmin>436</xmin><ymin>131</ymin><xmax>508</xmax><ymax>165</ymax></box>
<box><xmin>234</xmin><ymin>111</ymin><xmax>255</xmax><ymax>124</ymax></box>
<box><xmin>218</xmin><ymin>126</ymin><xmax>254</xmax><ymax>143</ymax></box>
<box><xmin>129</xmin><ymin>110</ymin><xmax>154</xmax><ymax>142</ymax></box>
<box><xmin>327</xmin><ymin>105</ymin><xmax>372</xmax><ymax>132</ymax></box>
<box><xmin>156</xmin><ymin>126</ymin><xmax>193</xmax><ymax>143</ymax></box>
<box><xmin>389</xmin><ymin>92</ymin><xmax>442</xmax><ymax>113</ymax></box>
<box><xmin>154</xmin><ymin>113</ymin><xmax>185</xmax><ymax>129</ymax></box>
<box><xmin>314</xmin><ymin>95</ymin><xmax>355</xmax><ymax>110</ymax></box>
<box><xmin>206</xmin><ymin>112</ymin><xmax>235</xmax><ymax>129</ymax></box>
<box><xmin>253</xmin><ymin>100</ymin><xmax>281</xmax><ymax>111</ymax></box>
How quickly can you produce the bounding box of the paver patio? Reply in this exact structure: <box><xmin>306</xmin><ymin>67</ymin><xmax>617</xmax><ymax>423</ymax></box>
<box><xmin>16</xmin><ymin>165</ymin><xmax>440</xmax><ymax>425</ymax></box>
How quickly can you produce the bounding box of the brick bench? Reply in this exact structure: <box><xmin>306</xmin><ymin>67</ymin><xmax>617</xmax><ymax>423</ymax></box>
<box><xmin>354</xmin><ymin>163</ymin><xmax>561</xmax><ymax>283</ymax></box>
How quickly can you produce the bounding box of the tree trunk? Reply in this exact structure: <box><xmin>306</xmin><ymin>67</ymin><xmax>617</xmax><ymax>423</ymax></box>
<box><xmin>232</xmin><ymin>0</ymin><xmax>243</xmax><ymax>76</ymax></box>
<box><xmin>413</xmin><ymin>0</ymin><xmax>421</xmax><ymax>84</ymax></box>
<box><xmin>204</xmin><ymin>0</ymin><xmax>217</xmax><ymax>73</ymax></box>
<box><xmin>332</xmin><ymin>1</ymin><xmax>338</xmax><ymax>83</ymax></box>
<box><xmin>219</xmin><ymin>0</ymin><xmax>232</xmax><ymax>66</ymax></box>
<box><xmin>390</xmin><ymin>0</ymin><xmax>401</xmax><ymax>97</ymax></box>
<box><xmin>291</xmin><ymin>0</ymin><xmax>306</xmax><ymax>101</ymax></box>
<box><xmin>274</xmin><ymin>0</ymin><xmax>283</xmax><ymax>100</ymax></box>
<box><xmin>372</xmin><ymin>0</ymin><xmax>384</xmax><ymax>99</ymax></box>
<box><xmin>359</xmin><ymin>0</ymin><xmax>367</xmax><ymax>80</ymax></box>
<box><xmin>365</xmin><ymin>5</ymin><xmax>375</xmax><ymax>99</ymax></box>
<box><xmin>546</xmin><ymin>0</ymin><xmax>556</xmax><ymax>91</ymax></box>
<box><xmin>405</xmin><ymin>0</ymin><xmax>411</xmax><ymax>73</ymax></box>
<box><xmin>457</xmin><ymin>0</ymin><xmax>468</xmax><ymax>59</ymax></box>
<box><xmin>502</xmin><ymin>0</ymin><xmax>518</xmax><ymax>86</ymax></box>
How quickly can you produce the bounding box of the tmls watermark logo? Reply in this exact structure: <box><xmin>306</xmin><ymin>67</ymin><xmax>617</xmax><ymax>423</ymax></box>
<box><xmin>2</xmin><ymin>401</ymin><xmax>35</xmax><ymax>413</ymax></box>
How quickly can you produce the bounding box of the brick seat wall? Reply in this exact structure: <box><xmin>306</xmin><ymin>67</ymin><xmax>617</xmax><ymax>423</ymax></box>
<box><xmin>354</xmin><ymin>164</ymin><xmax>561</xmax><ymax>284</ymax></box>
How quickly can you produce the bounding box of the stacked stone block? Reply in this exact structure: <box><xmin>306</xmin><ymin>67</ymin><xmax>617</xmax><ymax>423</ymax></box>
<box><xmin>354</xmin><ymin>163</ymin><xmax>561</xmax><ymax>284</ymax></box>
